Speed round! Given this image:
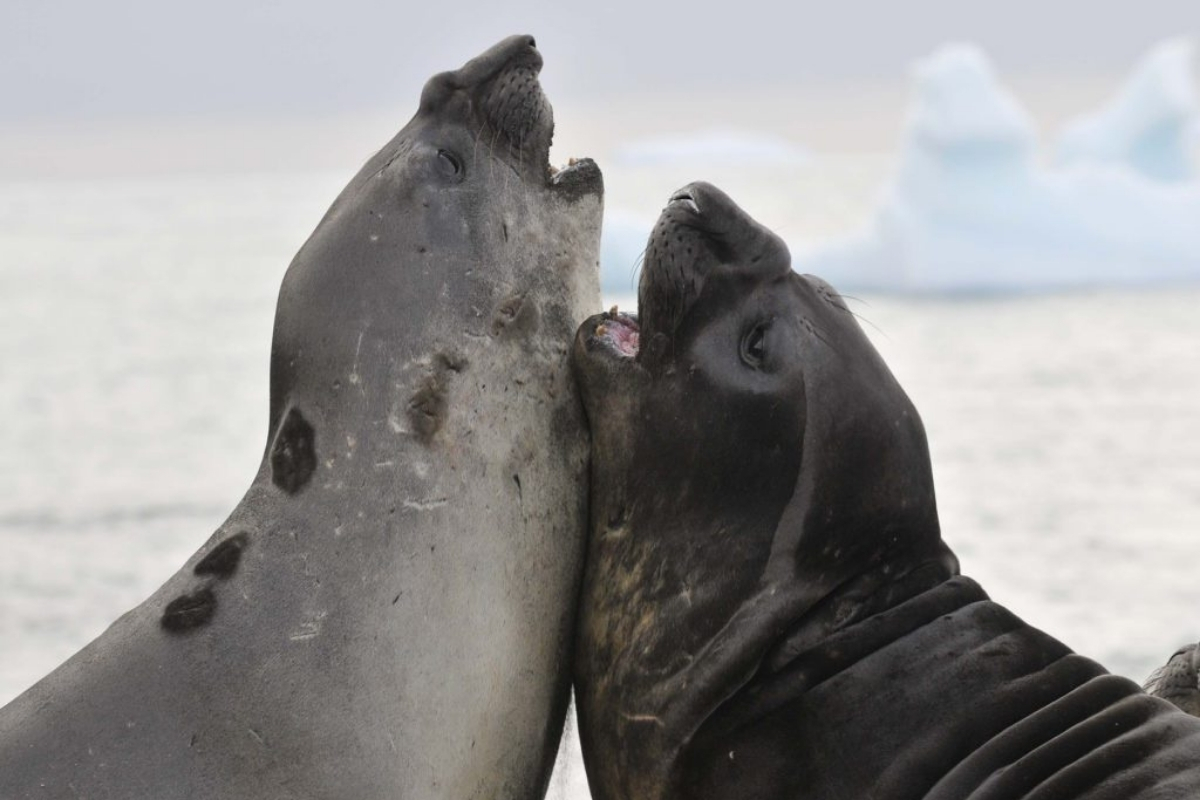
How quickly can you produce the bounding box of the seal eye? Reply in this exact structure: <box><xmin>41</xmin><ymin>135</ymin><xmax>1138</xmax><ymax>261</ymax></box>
<box><xmin>741</xmin><ymin>323</ymin><xmax>768</xmax><ymax>368</ymax></box>
<box><xmin>436</xmin><ymin>149</ymin><xmax>463</xmax><ymax>178</ymax></box>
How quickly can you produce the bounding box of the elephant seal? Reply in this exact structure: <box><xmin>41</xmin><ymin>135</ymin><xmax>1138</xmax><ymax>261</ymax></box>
<box><xmin>571</xmin><ymin>182</ymin><xmax>1200</xmax><ymax>800</ymax></box>
<box><xmin>0</xmin><ymin>35</ymin><xmax>602</xmax><ymax>799</ymax></box>
<box><xmin>1146</xmin><ymin>644</ymin><xmax>1200</xmax><ymax>716</ymax></box>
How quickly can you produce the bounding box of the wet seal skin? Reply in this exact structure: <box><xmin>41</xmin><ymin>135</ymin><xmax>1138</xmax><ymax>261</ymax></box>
<box><xmin>0</xmin><ymin>35</ymin><xmax>601</xmax><ymax>799</ymax></box>
<box><xmin>571</xmin><ymin>182</ymin><xmax>1200</xmax><ymax>800</ymax></box>
<box><xmin>1145</xmin><ymin>643</ymin><xmax>1200</xmax><ymax>717</ymax></box>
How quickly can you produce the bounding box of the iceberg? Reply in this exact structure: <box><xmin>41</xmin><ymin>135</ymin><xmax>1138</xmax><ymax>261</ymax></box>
<box><xmin>1055</xmin><ymin>39</ymin><xmax>1196</xmax><ymax>182</ymax></box>
<box><xmin>797</xmin><ymin>41</ymin><xmax>1200</xmax><ymax>294</ymax></box>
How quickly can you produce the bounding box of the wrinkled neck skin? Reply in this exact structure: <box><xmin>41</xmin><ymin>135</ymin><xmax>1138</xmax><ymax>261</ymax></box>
<box><xmin>683</xmin><ymin>573</ymin><xmax>1200</xmax><ymax>800</ymax></box>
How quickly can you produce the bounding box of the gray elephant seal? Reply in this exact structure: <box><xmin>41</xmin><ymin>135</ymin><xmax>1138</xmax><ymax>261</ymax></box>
<box><xmin>571</xmin><ymin>182</ymin><xmax>1200</xmax><ymax>800</ymax></box>
<box><xmin>0</xmin><ymin>35</ymin><xmax>602</xmax><ymax>799</ymax></box>
<box><xmin>1146</xmin><ymin>644</ymin><xmax>1200</xmax><ymax>716</ymax></box>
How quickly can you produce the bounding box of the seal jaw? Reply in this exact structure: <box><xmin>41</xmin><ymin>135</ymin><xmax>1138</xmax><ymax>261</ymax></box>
<box><xmin>548</xmin><ymin>156</ymin><xmax>604</xmax><ymax>200</ymax></box>
<box><xmin>590</xmin><ymin>308</ymin><xmax>641</xmax><ymax>359</ymax></box>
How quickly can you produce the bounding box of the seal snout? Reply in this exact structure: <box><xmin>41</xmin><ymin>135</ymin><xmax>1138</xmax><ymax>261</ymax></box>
<box><xmin>668</xmin><ymin>189</ymin><xmax>701</xmax><ymax>216</ymax></box>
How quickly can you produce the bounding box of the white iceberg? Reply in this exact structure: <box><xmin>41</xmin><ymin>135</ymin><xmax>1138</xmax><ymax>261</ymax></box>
<box><xmin>1055</xmin><ymin>39</ymin><xmax>1196</xmax><ymax>182</ymax></box>
<box><xmin>797</xmin><ymin>41</ymin><xmax>1200</xmax><ymax>294</ymax></box>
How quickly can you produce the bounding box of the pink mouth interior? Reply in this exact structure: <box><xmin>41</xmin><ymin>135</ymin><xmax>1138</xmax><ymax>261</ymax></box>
<box><xmin>597</xmin><ymin>314</ymin><xmax>640</xmax><ymax>357</ymax></box>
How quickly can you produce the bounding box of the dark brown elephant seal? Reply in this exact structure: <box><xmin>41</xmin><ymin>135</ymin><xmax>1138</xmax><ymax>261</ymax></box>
<box><xmin>0</xmin><ymin>35</ymin><xmax>602</xmax><ymax>799</ymax></box>
<box><xmin>571</xmin><ymin>181</ymin><xmax>1200</xmax><ymax>800</ymax></box>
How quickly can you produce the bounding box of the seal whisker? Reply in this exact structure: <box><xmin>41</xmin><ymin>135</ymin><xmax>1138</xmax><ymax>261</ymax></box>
<box><xmin>850</xmin><ymin>310</ymin><xmax>889</xmax><ymax>341</ymax></box>
<box><xmin>629</xmin><ymin>249</ymin><xmax>648</xmax><ymax>292</ymax></box>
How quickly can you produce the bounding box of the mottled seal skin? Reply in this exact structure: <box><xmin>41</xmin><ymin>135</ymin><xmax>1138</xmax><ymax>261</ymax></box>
<box><xmin>1146</xmin><ymin>644</ymin><xmax>1200</xmax><ymax>716</ymax></box>
<box><xmin>0</xmin><ymin>35</ymin><xmax>601</xmax><ymax>799</ymax></box>
<box><xmin>571</xmin><ymin>182</ymin><xmax>1200</xmax><ymax>800</ymax></box>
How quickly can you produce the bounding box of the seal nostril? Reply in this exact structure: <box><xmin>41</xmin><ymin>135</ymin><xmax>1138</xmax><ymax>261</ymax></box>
<box><xmin>527</xmin><ymin>36</ymin><xmax>537</xmax><ymax>49</ymax></box>
<box><xmin>669</xmin><ymin>191</ymin><xmax>701</xmax><ymax>216</ymax></box>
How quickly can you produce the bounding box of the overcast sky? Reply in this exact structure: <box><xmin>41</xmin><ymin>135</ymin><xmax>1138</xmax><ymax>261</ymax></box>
<box><xmin>3</xmin><ymin>0</ymin><xmax>1195</xmax><ymax>123</ymax></box>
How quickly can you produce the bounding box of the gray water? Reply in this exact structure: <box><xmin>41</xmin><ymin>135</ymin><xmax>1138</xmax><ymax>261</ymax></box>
<box><xmin>3</xmin><ymin>167</ymin><xmax>1200</xmax><ymax>798</ymax></box>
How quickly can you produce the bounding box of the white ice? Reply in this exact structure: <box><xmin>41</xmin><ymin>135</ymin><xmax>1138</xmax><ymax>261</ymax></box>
<box><xmin>1055</xmin><ymin>39</ymin><xmax>1196</xmax><ymax>182</ymax></box>
<box><xmin>790</xmin><ymin>41</ymin><xmax>1200</xmax><ymax>294</ymax></box>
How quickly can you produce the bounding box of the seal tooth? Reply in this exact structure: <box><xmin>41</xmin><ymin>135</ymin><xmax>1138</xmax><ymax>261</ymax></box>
<box><xmin>596</xmin><ymin>324</ymin><xmax>608</xmax><ymax>337</ymax></box>
<box><xmin>609</xmin><ymin>305</ymin><xmax>619</xmax><ymax>318</ymax></box>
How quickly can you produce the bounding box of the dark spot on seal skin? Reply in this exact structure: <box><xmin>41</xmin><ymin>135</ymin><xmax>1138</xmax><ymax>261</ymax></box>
<box><xmin>161</xmin><ymin>588</ymin><xmax>217</xmax><ymax>634</ymax></box>
<box><xmin>193</xmin><ymin>532</ymin><xmax>249</xmax><ymax>580</ymax></box>
<box><xmin>408</xmin><ymin>374</ymin><xmax>448</xmax><ymax>443</ymax></box>
<box><xmin>271</xmin><ymin>407</ymin><xmax>317</xmax><ymax>494</ymax></box>
<box><xmin>490</xmin><ymin>292</ymin><xmax>540</xmax><ymax>338</ymax></box>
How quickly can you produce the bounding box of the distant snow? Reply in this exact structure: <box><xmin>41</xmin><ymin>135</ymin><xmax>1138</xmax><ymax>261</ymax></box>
<box><xmin>796</xmin><ymin>40</ymin><xmax>1200</xmax><ymax>294</ymax></box>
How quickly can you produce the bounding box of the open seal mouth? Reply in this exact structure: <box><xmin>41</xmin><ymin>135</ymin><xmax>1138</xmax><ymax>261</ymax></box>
<box><xmin>591</xmin><ymin>306</ymin><xmax>641</xmax><ymax>358</ymax></box>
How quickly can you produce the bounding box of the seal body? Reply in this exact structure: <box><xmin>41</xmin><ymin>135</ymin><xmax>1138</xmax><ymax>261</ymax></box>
<box><xmin>0</xmin><ymin>35</ymin><xmax>602</xmax><ymax>799</ymax></box>
<box><xmin>1145</xmin><ymin>643</ymin><xmax>1200</xmax><ymax>716</ymax></box>
<box><xmin>571</xmin><ymin>182</ymin><xmax>1200</xmax><ymax>800</ymax></box>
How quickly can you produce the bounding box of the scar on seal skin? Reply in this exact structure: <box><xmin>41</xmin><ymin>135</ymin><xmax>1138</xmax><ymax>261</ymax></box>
<box><xmin>491</xmin><ymin>292</ymin><xmax>540</xmax><ymax>338</ymax></box>
<box><xmin>571</xmin><ymin>182</ymin><xmax>1200</xmax><ymax>800</ymax></box>
<box><xmin>408</xmin><ymin>373</ymin><xmax>449</xmax><ymax>443</ymax></box>
<box><xmin>270</xmin><ymin>406</ymin><xmax>316</xmax><ymax>493</ymax></box>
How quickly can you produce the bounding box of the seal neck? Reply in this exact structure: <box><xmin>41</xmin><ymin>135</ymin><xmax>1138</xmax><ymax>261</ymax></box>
<box><xmin>676</xmin><ymin>571</ymin><xmax>1200</xmax><ymax>800</ymax></box>
<box><xmin>664</xmin><ymin>546</ymin><xmax>962</xmax><ymax>762</ymax></box>
<box><xmin>762</xmin><ymin>542</ymin><xmax>961</xmax><ymax>674</ymax></box>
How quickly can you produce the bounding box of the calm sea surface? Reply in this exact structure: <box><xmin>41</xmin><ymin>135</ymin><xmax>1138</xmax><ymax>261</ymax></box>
<box><xmin>2</xmin><ymin>164</ymin><xmax>1200</xmax><ymax>798</ymax></box>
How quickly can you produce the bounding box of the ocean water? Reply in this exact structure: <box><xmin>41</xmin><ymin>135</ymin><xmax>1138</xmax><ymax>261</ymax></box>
<box><xmin>3</xmin><ymin>164</ymin><xmax>1200</xmax><ymax>798</ymax></box>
